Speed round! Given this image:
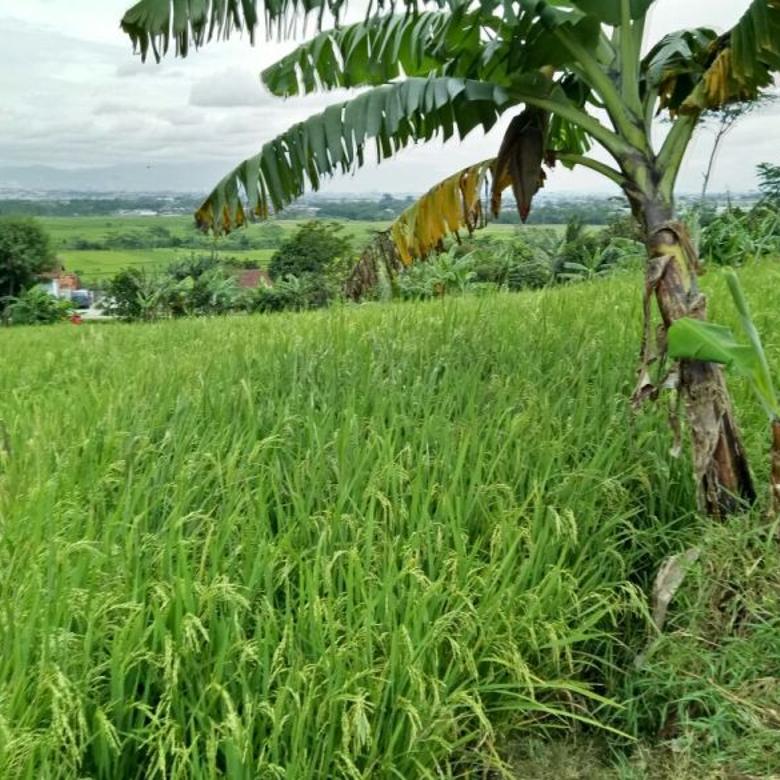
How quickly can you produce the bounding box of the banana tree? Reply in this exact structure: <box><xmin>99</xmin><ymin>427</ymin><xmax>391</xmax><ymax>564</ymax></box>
<box><xmin>121</xmin><ymin>0</ymin><xmax>780</xmax><ymax>516</ymax></box>
<box><xmin>669</xmin><ymin>271</ymin><xmax>780</xmax><ymax>513</ymax></box>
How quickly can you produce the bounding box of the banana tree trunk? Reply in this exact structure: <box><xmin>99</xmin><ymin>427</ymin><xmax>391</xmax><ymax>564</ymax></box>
<box><xmin>643</xmin><ymin>206</ymin><xmax>756</xmax><ymax>517</ymax></box>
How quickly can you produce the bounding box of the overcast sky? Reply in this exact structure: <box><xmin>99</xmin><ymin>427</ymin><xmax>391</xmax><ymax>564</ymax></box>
<box><xmin>0</xmin><ymin>0</ymin><xmax>777</xmax><ymax>195</ymax></box>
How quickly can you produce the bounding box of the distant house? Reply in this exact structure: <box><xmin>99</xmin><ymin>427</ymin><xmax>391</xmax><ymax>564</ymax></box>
<box><xmin>236</xmin><ymin>269</ymin><xmax>272</xmax><ymax>289</ymax></box>
<box><xmin>37</xmin><ymin>270</ymin><xmax>93</xmax><ymax>309</ymax></box>
<box><xmin>38</xmin><ymin>270</ymin><xmax>82</xmax><ymax>298</ymax></box>
<box><xmin>58</xmin><ymin>273</ymin><xmax>81</xmax><ymax>294</ymax></box>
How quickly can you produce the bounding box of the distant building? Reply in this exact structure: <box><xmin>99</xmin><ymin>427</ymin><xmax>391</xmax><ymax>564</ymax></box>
<box><xmin>57</xmin><ymin>273</ymin><xmax>81</xmax><ymax>293</ymax></box>
<box><xmin>236</xmin><ymin>269</ymin><xmax>272</xmax><ymax>289</ymax></box>
<box><xmin>37</xmin><ymin>270</ymin><xmax>88</xmax><ymax>304</ymax></box>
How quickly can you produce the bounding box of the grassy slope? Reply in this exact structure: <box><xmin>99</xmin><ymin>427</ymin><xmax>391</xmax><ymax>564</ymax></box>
<box><xmin>40</xmin><ymin>216</ymin><xmax>531</xmax><ymax>283</ymax></box>
<box><xmin>1</xmin><ymin>264</ymin><xmax>778</xmax><ymax>778</ymax></box>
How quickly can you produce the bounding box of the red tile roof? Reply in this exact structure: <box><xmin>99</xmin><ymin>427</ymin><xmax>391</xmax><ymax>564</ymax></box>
<box><xmin>237</xmin><ymin>269</ymin><xmax>272</xmax><ymax>289</ymax></box>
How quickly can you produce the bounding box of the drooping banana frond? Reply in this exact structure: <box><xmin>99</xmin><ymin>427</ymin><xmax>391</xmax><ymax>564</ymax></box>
<box><xmin>685</xmin><ymin>0</ymin><xmax>780</xmax><ymax>112</ymax></box>
<box><xmin>343</xmin><ymin>158</ymin><xmax>497</xmax><ymax>298</ymax></box>
<box><xmin>194</xmin><ymin>77</ymin><xmax>514</xmax><ymax>234</ymax></box>
<box><xmin>641</xmin><ymin>1</ymin><xmax>780</xmax><ymax>118</ymax></box>
<box><xmin>262</xmin><ymin>11</ymin><xmax>482</xmax><ymax>96</ymax></box>
<box><xmin>641</xmin><ymin>28</ymin><xmax>718</xmax><ymax>112</ymax></box>
<box><xmin>683</xmin><ymin>18</ymin><xmax>777</xmax><ymax>111</ymax></box>
<box><xmin>344</xmin><ymin>231</ymin><xmax>404</xmax><ymax>301</ymax></box>
<box><xmin>390</xmin><ymin>159</ymin><xmax>496</xmax><ymax>265</ymax></box>
<box><xmin>121</xmin><ymin>0</ymin><xmax>265</xmax><ymax>60</ymax></box>
<box><xmin>491</xmin><ymin>108</ymin><xmax>548</xmax><ymax>222</ymax></box>
<box><xmin>121</xmin><ymin>0</ymin><xmax>474</xmax><ymax>61</ymax></box>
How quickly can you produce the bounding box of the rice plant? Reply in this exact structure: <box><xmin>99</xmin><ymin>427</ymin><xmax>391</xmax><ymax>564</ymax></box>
<box><xmin>0</xmin><ymin>264</ymin><xmax>778</xmax><ymax>778</ymax></box>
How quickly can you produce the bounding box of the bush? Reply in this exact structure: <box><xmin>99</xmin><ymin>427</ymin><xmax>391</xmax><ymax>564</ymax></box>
<box><xmin>103</xmin><ymin>268</ymin><xmax>148</xmax><ymax>321</ymax></box>
<box><xmin>3</xmin><ymin>287</ymin><xmax>72</xmax><ymax>325</ymax></box>
<box><xmin>249</xmin><ymin>273</ymin><xmax>332</xmax><ymax>313</ymax></box>
<box><xmin>268</xmin><ymin>221</ymin><xmax>353</xmax><ymax>282</ymax></box>
<box><xmin>104</xmin><ymin>263</ymin><xmax>247</xmax><ymax>321</ymax></box>
<box><xmin>189</xmin><ymin>267</ymin><xmax>242</xmax><ymax>315</ymax></box>
<box><xmin>700</xmin><ymin>203</ymin><xmax>780</xmax><ymax>266</ymax></box>
<box><xmin>167</xmin><ymin>254</ymin><xmax>221</xmax><ymax>281</ymax></box>
<box><xmin>0</xmin><ymin>217</ymin><xmax>58</xmax><ymax>300</ymax></box>
<box><xmin>397</xmin><ymin>250</ymin><xmax>477</xmax><ymax>300</ymax></box>
<box><xmin>620</xmin><ymin>517</ymin><xmax>780</xmax><ymax>777</ymax></box>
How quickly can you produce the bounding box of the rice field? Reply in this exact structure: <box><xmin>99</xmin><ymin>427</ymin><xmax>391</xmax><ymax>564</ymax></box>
<box><xmin>55</xmin><ymin>248</ymin><xmax>277</xmax><ymax>282</ymax></box>
<box><xmin>40</xmin><ymin>216</ymin><xmax>533</xmax><ymax>283</ymax></box>
<box><xmin>1</xmin><ymin>264</ymin><xmax>778</xmax><ymax>778</ymax></box>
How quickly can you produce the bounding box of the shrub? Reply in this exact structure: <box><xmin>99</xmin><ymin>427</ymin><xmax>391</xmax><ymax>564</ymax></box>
<box><xmin>103</xmin><ymin>268</ymin><xmax>148</xmax><ymax>320</ymax></box>
<box><xmin>700</xmin><ymin>204</ymin><xmax>780</xmax><ymax>266</ymax></box>
<box><xmin>249</xmin><ymin>274</ymin><xmax>332</xmax><ymax>313</ymax></box>
<box><xmin>505</xmin><ymin>254</ymin><xmax>553</xmax><ymax>290</ymax></box>
<box><xmin>3</xmin><ymin>287</ymin><xmax>72</xmax><ymax>325</ymax></box>
<box><xmin>189</xmin><ymin>267</ymin><xmax>242</xmax><ymax>315</ymax></box>
<box><xmin>397</xmin><ymin>250</ymin><xmax>477</xmax><ymax>300</ymax></box>
<box><xmin>268</xmin><ymin>221</ymin><xmax>353</xmax><ymax>282</ymax></box>
<box><xmin>167</xmin><ymin>254</ymin><xmax>221</xmax><ymax>281</ymax></box>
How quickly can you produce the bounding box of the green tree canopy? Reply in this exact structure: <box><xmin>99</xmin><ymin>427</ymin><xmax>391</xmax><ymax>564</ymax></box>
<box><xmin>268</xmin><ymin>221</ymin><xmax>352</xmax><ymax>281</ymax></box>
<box><xmin>0</xmin><ymin>217</ymin><xmax>57</xmax><ymax>300</ymax></box>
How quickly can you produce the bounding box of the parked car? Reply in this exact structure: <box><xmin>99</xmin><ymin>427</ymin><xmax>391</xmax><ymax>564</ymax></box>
<box><xmin>69</xmin><ymin>290</ymin><xmax>93</xmax><ymax>310</ymax></box>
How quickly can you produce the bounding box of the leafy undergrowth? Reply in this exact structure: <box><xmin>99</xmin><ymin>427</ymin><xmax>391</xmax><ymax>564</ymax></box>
<box><xmin>0</xmin><ymin>264</ymin><xmax>778</xmax><ymax>778</ymax></box>
<box><xmin>509</xmin><ymin>513</ymin><xmax>780</xmax><ymax>780</ymax></box>
<box><xmin>618</xmin><ymin>514</ymin><xmax>780</xmax><ymax>779</ymax></box>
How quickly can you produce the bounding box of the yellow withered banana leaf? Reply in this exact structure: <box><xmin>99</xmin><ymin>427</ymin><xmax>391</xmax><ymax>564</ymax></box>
<box><xmin>389</xmin><ymin>158</ymin><xmax>497</xmax><ymax>265</ymax></box>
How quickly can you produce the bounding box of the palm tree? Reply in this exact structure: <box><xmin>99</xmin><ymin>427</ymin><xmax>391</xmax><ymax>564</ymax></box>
<box><xmin>121</xmin><ymin>0</ymin><xmax>780</xmax><ymax>516</ymax></box>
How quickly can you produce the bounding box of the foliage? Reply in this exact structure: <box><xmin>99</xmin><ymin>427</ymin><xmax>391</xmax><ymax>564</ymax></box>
<box><xmin>2</xmin><ymin>287</ymin><xmax>72</xmax><ymax>326</ymax></box>
<box><xmin>557</xmin><ymin>239</ymin><xmax>644</xmax><ymax>283</ymax></box>
<box><xmin>0</xmin><ymin>217</ymin><xmax>58</xmax><ymax>300</ymax></box>
<box><xmin>189</xmin><ymin>267</ymin><xmax>243</xmax><ymax>315</ymax></box>
<box><xmin>103</xmin><ymin>267</ymin><xmax>149</xmax><ymax>321</ymax></box>
<box><xmin>469</xmin><ymin>238</ymin><xmax>547</xmax><ymax>288</ymax></box>
<box><xmin>121</xmin><ymin>0</ymin><xmax>780</xmax><ymax>286</ymax></box>
<box><xmin>2</xmin><ymin>265</ymin><xmax>779</xmax><ymax>775</ymax></box>
<box><xmin>396</xmin><ymin>249</ymin><xmax>477</xmax><ymax>299</ymax></box>
<box><xmin>268</xmin><ymin>221</ymin><xmax>352</xmax><ymax>282</ymax></box>
<box><xmin>104</xmin><ymin>263</ymin><xmax>247</xmax><ymax>321</ymax></box>
<box><xmin>249</xmin><ymin>273</ymin><xmax>332</xmax><ymax>313</ymax></box>
<box><xmin>393</xmin><ymin>222</ymin><xmax>646</xmax><ymax>300</ymax></box>
<box><xmin>600</xmin><ymin>212</ymin><xmax>645</xmax><ymax>244</ymax></box>
<box><xmin>757</xmin><ymin>162</ymin><xmax>780</xmax><ymax>204</ymax></box>
<box><xmin>391</xmin><ymin>159</ymin><xmax>494</xmax><ymax>265</ymax></box>
<box><xmin>619</xmin><ymin>516</ymin><xmax>780</xmax><ymax>777</ymax></box>
<box><xmin>699</xmin><ymin>202</ymin><xmax>780</xmax><ymax>266</ymax></box>
<box><xmin>167</xmin><ymin>253</ymin><xmax>221</xmax><ymax>281</ymax></box>
<box><xmin>669</xmin><ymin>270</ymin><xmax>779</xmax><ymax>420</ymax></box>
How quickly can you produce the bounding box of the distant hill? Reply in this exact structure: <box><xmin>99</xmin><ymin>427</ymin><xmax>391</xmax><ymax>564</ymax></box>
<box><xmin>0</xmin><ymin>162</ymin><xmax>232</xmax><ymax>195</ymax></box>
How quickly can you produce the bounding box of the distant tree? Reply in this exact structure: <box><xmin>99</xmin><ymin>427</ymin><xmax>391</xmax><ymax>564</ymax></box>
<box><xmin>268</xmin><ymin>221</ymin><xmax>352</xmax><ymax>282</ymax></box>
<box><xmin>757</xmin><ymin>162</ymin><xmax>780</xmax><ymax>204</ymax></box>
<box><xmin>167</xmin><ymin>254</ymin><xmax>220</xmax><ymax>281</ymax></box>
<box><xmin>0</xmin><ymin>217</ymin><xmax>57</xmax><ymax>300</ymax></box>
<box><xmin>700</xmin><ymin>97</ymin><xmax>772</xmax><ymax>203</ymax></box>
<box><xmin>104</xmin><ymin>268</ymin><xmax>147</xmax><ymax>321</ymax></box>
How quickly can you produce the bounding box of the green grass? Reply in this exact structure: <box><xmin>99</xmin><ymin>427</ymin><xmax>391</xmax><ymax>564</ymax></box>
<box><xmin>1</xmin><ymin>264</ymin><xmax>778</xmax><ymax>778</ymax></box>
<box><xmin>40</xmin><ymin>215</ymin><xmax>549</xmax><ymax>283</ymax></box>
<box><xmin>40</xmin><ymin>215</ymin><xmax>388</xmax><ymax>245</ymax></box>
<box><xmin>57</xmin><ymin>248</ymin><xmax>276</xmax><ymax>281</ymax></box>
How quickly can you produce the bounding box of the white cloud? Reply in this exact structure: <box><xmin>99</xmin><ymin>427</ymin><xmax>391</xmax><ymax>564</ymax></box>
<box><xmin>0</xmin><ymin>0</ymin><xmax>778</xmax><ymax>195</ymax></box>
<box><xmin>189</xmin><ymin>69</ymin><xmax>271</xmax><ymax>107</ymax></box>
